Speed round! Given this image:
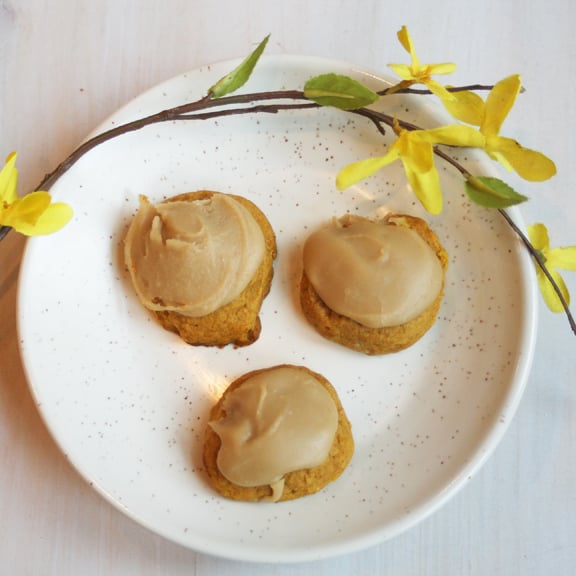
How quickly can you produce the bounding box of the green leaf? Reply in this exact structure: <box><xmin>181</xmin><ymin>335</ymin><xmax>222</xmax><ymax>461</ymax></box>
<box><xmin>208</xmin><ymin>35</ymin><xmax>270</xmax><ymax>98</ymax></box>
<box><xmin>304</xmin><ymin>73</ymin><xmax>379</xmax><ymax>110</ymax></box>
<box><xmin>465</xmin><ymin>176</ymin><xmax>528</xmax><ymax>208</ymax></box>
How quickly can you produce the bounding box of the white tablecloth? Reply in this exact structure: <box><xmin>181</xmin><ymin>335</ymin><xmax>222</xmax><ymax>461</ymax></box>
<box><xmin>1</xmin><ymin>1</ymin><xmax>574</xmax><ymax>574</ymax></box>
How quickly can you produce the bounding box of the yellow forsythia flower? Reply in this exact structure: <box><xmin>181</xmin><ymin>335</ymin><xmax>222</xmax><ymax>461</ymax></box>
<box><xmin>0</xmin><ymin>152</ymin><xmax>72</xmax><ymax>236</ymax></box>
<box><xmin>337</xmin><ymin>121</ymin><xmax>483</xmax><ymax>214</ymax></box>
<box><xmin>443</xmin><ymin>76</ymin><xmax>556</xmax><ymax>181</ymax></box>
<box><xmin>337</xmin><ymin>126</ymin><xmax>443</xmax><ymax>214</ymax></box>
<box><xmin>527</xmin><ymin>223</ymin><xmax>576</xmax><ymax>312</ymax></box>
<box><xmin>388</xmin><ymin>26</ymin><xmax>456</xmax><ymax>101</ymax></box>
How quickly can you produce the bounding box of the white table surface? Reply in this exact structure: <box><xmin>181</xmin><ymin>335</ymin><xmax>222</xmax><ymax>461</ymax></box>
<box><xmin>1</xmin><ymin>1</ymin><xmax>575</xmax><ymax>574</ymax></box>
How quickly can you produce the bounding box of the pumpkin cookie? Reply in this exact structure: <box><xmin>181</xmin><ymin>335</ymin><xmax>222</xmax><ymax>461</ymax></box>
<box><xmin>124</xmin><ymin>190</ymin><xmax>277</xmax><ymax>347</ymax></box>
<box><xmin>203</xmin><ymin>365</ymin><xmax>354</xmax><ymax>502</ymax></box>
<box><xmin>300</xmin><ymin>214</ymin><xmax>448</xmax><ymax>355</ymax></box>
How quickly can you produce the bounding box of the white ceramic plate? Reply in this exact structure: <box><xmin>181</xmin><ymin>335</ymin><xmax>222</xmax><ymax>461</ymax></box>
<box><xmin>18</xmin><ymin>56</ymin><xmax>537</xmax><ymax>563</ymax></box>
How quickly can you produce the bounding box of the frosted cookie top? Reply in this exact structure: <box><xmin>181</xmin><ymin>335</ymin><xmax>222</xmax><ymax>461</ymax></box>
<box><xmin>124</xmin><ymin>193</ymin><xmax>265</xmax><ymax>317</ymax></box>
<box><xmin>209</xmin><ymin>366</ymin><xmax>338</xmax><ymax>501</ymax></box>
<box><xmin>303</xmin><ymin>215</ymin><xmax>444</xmax><ymax>328</ymax></box>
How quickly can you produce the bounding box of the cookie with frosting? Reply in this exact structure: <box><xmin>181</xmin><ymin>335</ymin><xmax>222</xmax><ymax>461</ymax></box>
<box><xmin>300</xmin><ymin>214</ymin><xmax>448</xmax><ymax>355</ymax></box>
<box><xmin>124</xmin><ymin>190</ymin><xmax>276</xmax><ymax>347</ymax></box>
<box><xmin>203</xmin><ymin>365</ymin><xmax>354</xmax><ymax>502</ymax></box>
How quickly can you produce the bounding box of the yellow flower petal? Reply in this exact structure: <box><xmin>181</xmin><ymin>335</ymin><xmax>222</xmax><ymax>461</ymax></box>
<box><xmin>527</xmin><ymin>223</ymin><xmax>550</xmax><ymax>252</ymax></box>
<box><xmin>404</xmin><ymin>163</ymin><xmax>443</xmax><ymax>214</ymax></box>
<box><xmin>401</xmin><ymin>132</ymin><xmax>435</xmax><ymax>173</ymax></box>
<box><xmin>547</xmin><ymin>246</ymin><xmax>576</xmax><ymax>271</ymax></box>
<box><xmin>424</xmin><ymin>124</ymin><xmax>485</xmax><ymax>148</ymax></box>
<box><xmin>442</xmin><ymin>89</ymin><xmax>485</xmax><ymax>125</ymax></box>
<box><xmin>481</xmin><ymin>75</ymin><xmax>521</xmax><ymax>137</ymax></box>
<box><xmin>3</xmin><ymin>191</ymin><xmax>52</xmax><ymax>226</ymax></box>
<box><xmin>425</xmin><ymin>79</ymin><xmax>456</xmax><ymax>101</ymax></box>
<box><xmin>484</xmin><ymin>146</ymin><xmax>514</xmax><ymax>172</ymax></box>
<box><xmin>397</xmin><ymin>25</ymin><xmax>420</xmax><ymax>72</ymax></box>
<box><xmin>388</xmin><ymin>64</ymin><xmax>416</xmax><ymax>81</ymax></box>
<box><xmin>10</xmin><ymin>201</ymin><xmax>73</xmax><ymax>236</ymax></box>
<box><xmin>336</xmin><ymin>147</ymin><xmax>400</xmax><ymax>190</ymax></box>
<box><xmin>397</xmin><ymin>26</ymin><xmax>414</xmax><ymax>55</ymax></box>
<box><xmin>427</xmin><ymin>62</ymin><xmax>457</xmax><ymax>76</ymax></box>
<box><xmin>491</xmin><ymin>136</ymin><xmax>556</xmax><ymax>181</ymax></box>
<box><xmin>535</xmin><ymin>265</ymin><xmax>570</xmax><ymax>313</ymax></box>
<box><xmin>0</xmin><ymin>151</ymin><xmax>19</xmax><ymax>205</ymax></box>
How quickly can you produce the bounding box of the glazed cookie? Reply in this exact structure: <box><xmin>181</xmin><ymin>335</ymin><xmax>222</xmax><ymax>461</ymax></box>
<box><xmin>124</xmin><ymin>190</ymin><xmax>277</xmax><ymax>347</ymax></box>
<box><xmin>203</xmin><ymin>365</ymin><xmax>354</xmax><ymax>502</ymax></box>
<box><xmin>300</xmin><ymin>214</ymin><xmax>448</xmax><ymax>355</ymax></box>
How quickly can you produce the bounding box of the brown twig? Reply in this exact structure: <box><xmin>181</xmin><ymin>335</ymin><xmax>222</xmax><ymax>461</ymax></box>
<box><xmin>433</xmin><ymin>146</ymin><xmax>576</xmax><ymax>334</ymax></box>
<box><xmin>35</xmin><ymin>90</ymin><xmax>313</xmax><ymax>191</ymax></box>
<box><xmin>381</xmin><ymin>83</ymin><xmax>495</xmax><ymax>96</ymax></box>
<box><xmin>1</xmin><ymin>81</ymin><xmax>573</xmax><ymax>335</ymax></box>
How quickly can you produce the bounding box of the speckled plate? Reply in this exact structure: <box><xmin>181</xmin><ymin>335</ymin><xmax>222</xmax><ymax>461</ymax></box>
<box><xmin>17</xmin><ymin>56</ymin><xmax>537</xmax><ymax>563</ymax></box>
